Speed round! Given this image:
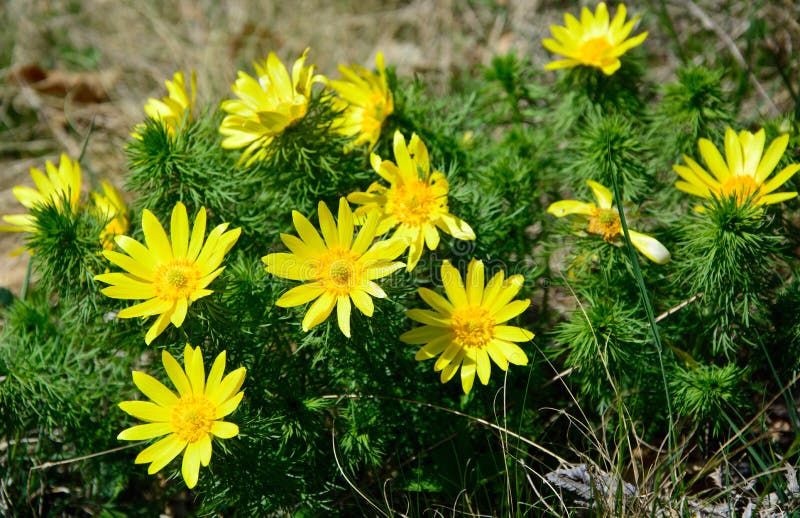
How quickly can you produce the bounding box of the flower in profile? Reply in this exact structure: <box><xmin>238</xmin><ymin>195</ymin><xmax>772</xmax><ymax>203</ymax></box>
<box><xmin>91</xmin><ymin>180</ymin><xmax>129</xmax><ymax>250</ymax></box>
<box><xmin>329</xmin><ymin>51</ymin><xmax>394</xmax><ymax>150</ymax></box>
<box><xmin>400</xmin><ymin>259</ymin><xmax>532</xmax><ymax>394</ymax></box>
<box><xmin>347</xmin><ymin>131</ymin><xmax>475</xmax><ymax>271</ymax></box>
<box><xmin>1</xmin><ymin>154</ymin><xmax>82</xmax><ymax>237</ymax></box>
<box><xmin>95</xmin><ymin>202</ymin><xmax>241</xmax><ymax>344</ymax></box>
<box><xmin>673</xmin><ymin>127</ymin><xmax>799</xmax><ymax>210</ymax></box>
<box><xmin>263</xmin><ymin>197</ymin><xmax>406</xmax><ymax>338</ymax></box>
<box><xmin>547</xmin><ymin>180</ymin><xmax>670</xmax><ymax>264</ymax></box>
<box><xmin>220</xmin><ymin>48</ymin><xmax>322</xmax><ymax>165</ymax></box>
<box><xmin>141</xmin><ymin>70</ymin><xmax>196</xmax><ymax>135</ymax></box>
<box><xmin>117</xmin><ymin>344</ymin><xmax>245</xmax><ymax>489</ymax></box>
<box><xmin>542</xmin><ymin>2</ymin><xmax>647</xmax><ymax>75</ymax></box>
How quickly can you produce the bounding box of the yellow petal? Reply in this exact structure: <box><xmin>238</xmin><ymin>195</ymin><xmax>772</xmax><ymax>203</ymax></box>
<box><xmin>302</xmin><ymin>291</ymin><xmax>336</xmax><ymax>331</ymax></box>
<box><xmin>466</xmin><ymin>259</ymin><xmax>484</xmax><ymax>305</ymax></box>
<box><xmin>755</xmin><ymin>133</ymin><xmax>790</xmax><ymax>184</ymax></box>
<box><xmin>628</xmin><ymin>229</ymin><xmax>671</xmax><ymax>265</ymax></box>
<box><xmin>118</xmin><ymin>400</ymin><xmax>172</xmax><ymax>422</ymax></box>
<box><xmin>181</xmin><ymin>441</ymin><xmax>202</xmax><ymax>488</ymax></box>
<box><xmin>185</xmin><ymin>345</ymin><xmax>205</xmax><ymax>396</ymax></box>
<box><xmin>418</xmin><ymin>287</ymin><xmax>454</xmax><ymax>316</ymax></box>
<box><xmin>162</xmin><ymin>349</ymin><xmax>191</xmax><ymax>397</ymax></box>
<box><xmin>186</xmin><ymin>207</ymin><xmax>207</xmax><ymax>262</ymax></box>
<box><xmin>117</xmin><ymin>422</ymin><xmax>173</xmax><ymax>441</ymax></box>
<box><xmin>476</xmin><ymin>348</ymin><xmax>491</xmax><ymax>386</ymax></box>
<box><xmin>214</xmin><ymin>391</ymin><xmax>244</xmax><ymax>419</ymax></box>
<box><xmin>263</xmin><ymin>252</ymin><xmax>317</xmax><ymax>281</ymax></box>
<box><xmin>210</xmin><ymin>420</ymin><xmax>240</xmax><ymax>439</ymax></box>
<box><xmin>441</xmin><ymin>260</ymin><xmax>467</xmax><ymax>307</ymax></box>
<box><xmin>170</xmin><ymin>202</ymin><xmax>190</xmax><ymax>258</ymax></box>
<box><xmin>317</xmin><ymin>201</ymin><xmax>340</xmax><ymax>249</ymax></box>
<box><xmin>276</xmin><ymin>282</ymin><xmax>325</xmax><ymax>307</ymax></box>
<box><xmin>132</xmin><ymin>371</ymin><xmax>179</xmax><ymax>407</ymax></box>
<box><xmin>587</xmin><ymin>180</ymin><xmax>613</xmax><ymax>209</ymax></box>
<box><xmin>141</xmin><ymin>209</ymin><xmax>173</xmax><ymax>263</ymax></box>
<box><xmin>698</xmin><ymin>137</ymin><xmax>731</xmax><ymax>182</ymax></box>
<box><xmin>414</xmin><ymin>334</ymin><xmax>451</xmax><ymax>361</ymax></box>
<box><xmin>400</xmin><ymin>325</ymin><xmax>449</xmax><ymax>345</ymax></box>
<box><xmin>350</xmin><ymin>288</ymin><xmax>374</xmax><ymax>317</ymax></box>
<box><xmin>406</xmin><ymin>308</ymin><xmax>450</xmax><ymax>327</ymax></box>
<box><xmin>547</xmin><ymin>200</ymin><xmax>595</xmax><ymax>217</ymax></box>
<box><xmin>492</xmin><ymin>299</ymin><xmax>530</xmax><ymax>323</ymax></box>
<box><xmin>493</xmin><ymin>325</ymin><xmax>534</xmax><ymax>342</ymax></box>
<box><xmin>460</xmin><ymin>351</ymin><xmax>477</xmax><ymax>394</ymax></box>
<box><xmin>336</xmin><ymin>295</ymin><xmax>352</xmax><ymax>338</ymax></box>
<box><xmin>134</xmin><ymin>434</ymin><xmax>184</xmax><ymax>468</ymax></box>
<box><xmin>292</xmin><ymin>210</ymin><xmax>326</xmax><ymax>252</ymax></box>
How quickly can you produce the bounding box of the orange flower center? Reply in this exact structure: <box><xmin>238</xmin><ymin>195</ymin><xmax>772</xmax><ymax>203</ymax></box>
<box><xmin>154</xmin><ymin>259</ymin><xmax>201</xmax><ymax>301</ymax></box>
<box><xmin>578</xmin><ymin>36</ymin><xmax>613</xmax><ymax>66</ymax></box>
<box><xmin>171</xmin><ymin>395</ymin><xmax>215</xmax><ymax>443</ymax></box>
<box><xmin>719</xmin><ymin>175</ymin><xmax>760</xmax><ymax>205</ymax></box>
<box><xmin>318</xmin><ymin>248</ymin><xmax>362</xmax><ymax>295</ymax></box>
<box><xmin>451</xmin><ymin>306</ymin><xmax>495</xmax><ymax>349</ymax></box>
<box><xmin>588</xmin><ymin>208</ymin><xmax>622</xmax><ymax>241</ymax></box>
<box><xmin>387</xmin><ymin>180</ymin><xmax>439</xmax><ymax>227</ymax></box>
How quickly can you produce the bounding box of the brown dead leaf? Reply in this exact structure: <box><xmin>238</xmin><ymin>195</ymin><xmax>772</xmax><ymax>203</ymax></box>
<box><xmin>7</xmin><ymin>64</ymin><xmax>118</xmax><ymax>103</ymax></box>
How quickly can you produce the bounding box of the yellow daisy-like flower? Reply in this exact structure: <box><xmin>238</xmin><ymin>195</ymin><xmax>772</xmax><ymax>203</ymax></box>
<box><xmin>329</xmin><ymin>51</ymin><xmax>394</xmax><ymax>150</ymax></box>
<box><xmin>1</xmin><ymin>153</ymin><xmax>82</xmax><ymax>236</ymax></box>
<box><xmin>140</xmin><ymin>70</ymin><xmax>196</xmax><ymax>135</ymax></box>
<box><xmin>95</xmin><ymin>202</ymin><xmax>241</xmax><ymax>344</ymax></box>
<box><xmin>400</xmin><ymin>259</ymin><xmax>533</xmax><ymax>394</ymax></box>
<box><xmin>347</xmin><ymin>131</ymin><xmax>475</xmax><ymax>271</ymax></box>
<box><xmin>220</xmin><ymin>48</ymin><xmax>322</xmax><ymax>165</ymax></box>
<box><xmin>263</xmin><ymin>197</ymin><xmax>406</xmax><ymax>338</ymax></box>
<box><xmin>673</xmin><ymin>127</ymin><xmax>799</xmax><ymax>210</ymax></box>
<box><xmin>542</xmin><ymin>2</ymin><xmax>648</xmax><ymax>76</ymax></box>
<box><xmin>547</xmin><ymin>180</ymin><xmax>670</xmax><ymax>264</ymax></box>
<box><xmin>91</xmin><ymin>180</ymin><xmax>129</xmax><ymax>250</ymax></box>
<box><xmin>117</xmin><ymin>344</ymin><xmax>245</xmax><ymax>489</ymax></box>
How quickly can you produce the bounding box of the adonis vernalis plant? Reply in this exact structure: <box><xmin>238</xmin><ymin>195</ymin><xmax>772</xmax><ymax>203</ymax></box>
<box><xmin>139</xmin><ymin>70</ymin><xmax>196</xmax><ymax>136</ymax></box>
<box><xmin>329</xmin><ymin>51</ymin><xmax>394</xmax><ymax>150</ymax></box>
<box><xmin>220</xmin><ymin>49</ymin><xmax>322</xmax><ymax>165</ymax></box>
<box><xmin>401</xmin><ymin>259</ymin><xmax>533</xmax><ymax>394</ymax></box>
<box><xmin>1</xmin><ymin>154</ymin><xmax>82</xmax><ymax>236</ymax></box>
<box><xmin>673</xmin><ymin>127</ymin><xmax>799</xmax><ymax>209</ymax></box>
<box><xmin>348</xmin><ymin>131</ymin><xmax>475</xmax><ymax>271</ymax></box>
<box><xmin>547</xmin><ymin>179</ymin><xmax>670</xmax><ymax>264</ymax></box>
<box><xmin>263</xmin><ymin>197</ymin><xmax>406</xmax><ymax>337</ymax></box>
<box><xmin>542</xmin><ymin>2</ymin><xmax>647</xmax><ymax>75</ymax></box>
<box><xmin>117</xmin><ymin>344</ymin><xmax>245</xmax><ymax>489</ymax></box>
<box><xmin>95</xmin><ymin>202</ymin><xmax>241</xmax><ymax>344</ymax></box>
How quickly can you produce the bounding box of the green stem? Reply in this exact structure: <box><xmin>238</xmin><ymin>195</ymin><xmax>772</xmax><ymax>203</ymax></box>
<box><xmin>21</xmin><ymin>256</ymin><xmax>33</xmax><ymax>301</ymax></box>
<box><xmin>607</xmin><ymin>137</ymin><xmax>676</xmax><ymax>479</ymax></box>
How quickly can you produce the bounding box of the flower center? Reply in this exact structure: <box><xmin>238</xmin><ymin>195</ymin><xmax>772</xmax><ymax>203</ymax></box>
<box><xmin>153</xmin><ymin>259</ymin><xmax>201</xmax><ymax>301</ymax></box>
<box><xmin>719</xmin><ymin>175</ymin><xmax>760</xmax><ymax>205</ymax></box>
<box><xmin>578</xmin><ymin>36</ymin><xmax>613</xmax><ymax>66</ymax></box>
<box><xmin>387</xmin><ymin>180</ymin><xmax>438</xmax><ymax>227</ymax></box>
<box><xmin>450</xmin><ymin>306</ymin><xmax>495</xmax><ymax>349</ymax></box>
<box><xmin>170</xmin><ymin>395</ymin><xmax>216</xmax><ymax>443</ymax></box>
<box><xmin>588</xmin><ymin>208</ymin><xmax>622</xmax><ymax>242</ymax></box>
<box><xmin>318</xmin><ymin>248</ymin><xmax>361</xmax><ymax>295</ymax></box>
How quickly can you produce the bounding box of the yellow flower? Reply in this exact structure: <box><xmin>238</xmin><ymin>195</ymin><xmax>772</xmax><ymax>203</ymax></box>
<box><xmin>91</xmin><ymin>180</ymin><xmax>129</xmax><ymax>250</ymax></box>
<box><xmin>220</xmin><ymin>48</ymin><xmax>322</xmax><ymax>165</ymax></box>
<box><xmin>1</xmin><ymin>154</ymin><xmax>82</xmax><ymax>252</ymax></box>
<box><xmin>117</xmin><ymin>344</ymin><xmax>245</xmax><ymax>489</ymax></box>
<box><xmin>347</xmin><ymin>131</ymin><xmax>475</xmax><ymax>271</ymax></box>
<box><xmin>400</xmin><ymin>259</ymin><xmax>533</xmax><ymax>394</ymax></box>
<box><xmin>144</xmin><ymin>71</ymin><xmax>196</xmax><ymax>133</ymax></box>
<box><xmin>673</xmin><ymin>127</ymin><xmax>799</xmax><ymax>209</ymax></box>
<box><xmin>95</xmin><ymin>202</ymin><xmax>241</xmax><ymax>344</ymax></box>
<box><xmin>542</xmin><ymin>2</ymin><xmax>647</xmax><ymax>75</ymax></box>
<box><xmin>263</xmin><ymin>198</ymin><xmax>406</xmax><ymax>338</ymax></box>
<box><xmin>547</xmin><ymin>180</ymin><xmax>670</xmax><ymax>264</ymax></box>
<box><xmin>329</xmin><ymin>51</ymin><xmax>394</xmax><ymax>150</ymax></box>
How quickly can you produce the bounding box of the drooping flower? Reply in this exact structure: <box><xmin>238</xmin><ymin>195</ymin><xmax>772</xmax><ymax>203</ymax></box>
<box><xmin>91</xmin><ymin>180</ymin><xmax>129</xmax><ymax>250</ymax></box>
<box><xmin>140</xmin><ymin>70</ymin><xmax>196</xmax><ymax>135</ymax></box>
<box><xmin>547</xmin><ymin>180</ymin><xmax>670</xmax><ymax>264</ymax></box>
<box><xmin>117</xmin><ymin>344</ymin><xmax>245</xmax><ymax>489</ymax></box>
<box><xmin>95</xmin><ymin>202</ymin><xmax>241</xmax><ymax>344</ymax></box>
<box><xmin>263</xmin><ymin>197</ymin><xmax>406</xmax><ymax>338</ymax></box>
<box><xmin>673</xmin><ymin>127</ymin><xmax>799</xmax><ymax>210</ymax></box>
<box><xmin>220</xmin><ymin>48</ymin><xmax>322</xmax><ymax>165</ymax></box>
<box><xmin>347</xmin><ymin>131</ymin><xmax>475</xmax><ymax>271</ymax></box>
<box><xmin>542</xmin><ymin>2</ymin><xmax>648</xmax><ymax>76</ymax></box>
<box><xmin>1</xmin><ymin>154</ymin><xmax>82</xmax><ymax>237</ymax></box>
<box><xmin>328</xmin><ymin>51</ymin><xmax>394</xmax><ymax>150</ymax></box>
<box><xmin>400</xmin><ymin>259</ymin><xmax>533</xmax><ymax>394</ymax></box>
